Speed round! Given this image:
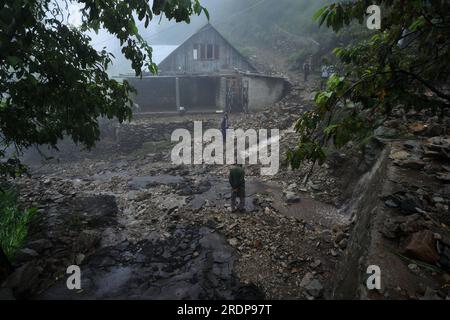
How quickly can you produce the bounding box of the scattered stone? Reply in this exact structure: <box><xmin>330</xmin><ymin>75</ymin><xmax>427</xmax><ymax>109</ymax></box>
<box><xmin>75</xmin><ymin>253</ymin><xmax>86</xmax><ymax>265</ymax></box>
<box><xmin>228</xmin><ymin>238</ymin><xmax>238</xmax><ymax>247</ymax></box>
<box><xmin>385</xmin><ymin>199</ymin><xmax>399</xmax><ymax>208</ymax></box>
<box><xmin>394</xmin><ymin>159</ymin><xmax>426</xmax><ymax>170</ymax></box>
<box><xmin>284</xmin><ymin>191</ymin><xmax>300</xmax><ymax>204</ymax></box>
<box><xmin>310</xmin><ymin>259</ymin><xmax>321</xmax><ymax>269</ymax></box>
<box><xmin>390</xmin><ymin>150</ymin><xmax>410</xmax><ymax>160</ymax></box>
<box><xmin>300</xmin><ymin>272</ymin><xmax>323</xmax><ymax>298</ymax></box>
<box><xmin>338</xmin><ymin>238</ymin><xmax>348</xmax><ymax>250</ymax></box>
<box><xmin>374</xmin><ymin>126</ymin><xmax>398</xmax><ymax>138</ymax></box>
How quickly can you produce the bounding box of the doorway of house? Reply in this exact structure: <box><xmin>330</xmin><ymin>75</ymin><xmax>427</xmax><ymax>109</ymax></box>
<box><xmin>226</xmin><ymin>77</ymin><xmax>242</xmax><ymax>113</ymax></box>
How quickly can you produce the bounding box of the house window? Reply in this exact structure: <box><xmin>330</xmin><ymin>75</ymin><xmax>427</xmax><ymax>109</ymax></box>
<box><xmin>194</xmin><ymin>43</ymin><xmax>220</xmax><ymax>61</ymax></box>
<box><xmin>193</xmin><ymin>44</ymin><xmax>198</xmax><ymax>60</ymax></box>
<box><xmin>214</xmin><ymin>44</ymin><xmax>220</xmax><ymax>59</ymax></box>
<box><xmin>200</xmin><ymin>44</ymin><xmax>206</xmax><ymax>60</ymax></box>
<box><xmin>206</xmin><ymin>44</ymin><xmax>213</xmax><ymax>59</ymax></box>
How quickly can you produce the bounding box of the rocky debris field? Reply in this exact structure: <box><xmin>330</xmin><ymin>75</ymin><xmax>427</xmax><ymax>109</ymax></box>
<box><xmin>374</xmin><ymin>136</ymin><xmax>450</xmax><ymax>299</ymax></box>
<box><xmin>2</xmin><ymin>78</ymin><xmax>448</xmax><ymax>300</ymax></box>
<box><xmin>0</xmin><ymin>79</ymin><xmax>359</xmax><ymax>300</ymax></box>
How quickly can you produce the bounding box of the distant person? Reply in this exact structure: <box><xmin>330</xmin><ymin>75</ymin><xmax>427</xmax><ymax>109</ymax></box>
<box><xmin>242</xmin><ymin>87</ymin><xmax>249</xmax><ymax>114</ymax></box>
<box><xmin>220</xmin><ymin>113</ymin><xmax>229</xmax><ymax>143</ymax></box>
<box><xmin>226</xmin><ymin>87</ymin><xmax>234</xmax><ymax>113</ymax></box>
<box><xmin>229</xmin><ymin>164</ymin><xmax>246</xmax><ymax>212</ymax></box>
<box><xmin>303</xmin><ymin>62</ymin><xmax>311</xmax><ymax>82</ymax></box>
<box><xmin>321</xmin><ymin>65</ymin><xmax>330</xmax><ymax>89</ymax></box>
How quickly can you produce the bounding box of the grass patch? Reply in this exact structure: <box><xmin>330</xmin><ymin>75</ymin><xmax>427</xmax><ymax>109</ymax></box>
<box><xmin>0</xmin><ymin>187</ymin><xmax>37</xmax><ymax>261</ymax></box>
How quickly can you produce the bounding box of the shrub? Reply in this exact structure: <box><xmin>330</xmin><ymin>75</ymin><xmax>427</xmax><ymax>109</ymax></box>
<box><xmin>0</xmin><ymin>187</ymin><xmax>37</xmax><ymax>261</ymax></box>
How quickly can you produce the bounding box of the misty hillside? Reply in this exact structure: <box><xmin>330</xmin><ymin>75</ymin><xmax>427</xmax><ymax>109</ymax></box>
<box><xmin>97</xmin><ymin>0</ymin><xmax>336</xmax><ymax>77</ymax></box>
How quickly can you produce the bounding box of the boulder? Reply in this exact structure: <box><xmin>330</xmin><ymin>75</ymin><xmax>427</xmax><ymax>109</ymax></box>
<box><xmin>284</xmin><ymin>191</ymin><xmax>301</xmax><ymax>204</ymax></box>
<box><xmin>14</xmin><ymin>248</ymin><xmax>39</xmax><ymax>263</ymax></box>
<box><xmin>3</xmin><ymin>262</ymin><xmax>41</xmax><ymax>297</ymax></box>
<box><xmin>404</xmin><ymin>230</ymin><xmax>439</xmax><ymax>264</ymax></box>
<box><xmin>300</xmin><ymin>272</ymin><xmax>323</xmax><ymax>298</ymax></box>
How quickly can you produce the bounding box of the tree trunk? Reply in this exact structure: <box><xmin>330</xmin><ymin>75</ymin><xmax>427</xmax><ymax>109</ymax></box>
<box><xmin>0</xmin><ymin>247</ymin><xmax>12</xmax><ymax>283</ymax></box>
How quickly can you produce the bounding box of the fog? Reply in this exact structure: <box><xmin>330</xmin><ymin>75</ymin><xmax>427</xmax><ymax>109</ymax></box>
<box><xmin>64</xmin><ymin>0</ymin><xmax>331</xmax><ymax>77</ymax></box>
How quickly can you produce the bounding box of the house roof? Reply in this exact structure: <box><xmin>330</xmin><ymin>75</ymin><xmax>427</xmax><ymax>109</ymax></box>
<box><xmin>157</xmin><ymin>23</ymin><xmax>257</xmax><ymax>72</ymax></box>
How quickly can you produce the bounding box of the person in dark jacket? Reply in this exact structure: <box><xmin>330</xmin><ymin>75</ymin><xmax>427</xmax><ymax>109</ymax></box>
<box><xmin>229</xmin><ymin>164</ymin><xmax>245</xmax><ymax>212</ymax></box>
<box><xmin>220</xmin><ymin>113</ymin><xmax>229</xmax><ymax>144</ymax></box>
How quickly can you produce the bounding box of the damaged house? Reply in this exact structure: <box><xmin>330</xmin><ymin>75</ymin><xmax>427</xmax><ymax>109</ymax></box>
<box><xmin>126</xmin><ymin>24</ymin><xmax>288</xmax><ymax>113</ymax></box>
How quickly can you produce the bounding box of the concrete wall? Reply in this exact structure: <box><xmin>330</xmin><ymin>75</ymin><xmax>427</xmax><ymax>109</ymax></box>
<box><xmin>127</xmin><ymin>73</ymin><xmax>286</xmax><ymax>113</ymax></box>
<box><xmin>128</xmin><ymin>77</ymin><xmax>177</xmax><ymax>112</ymax></box>
<box><xmin>128</xmin><ymin>76</ymin><xmax>222</xmax><ymax>113</ymax></box>
<box><xmin>243</xmin><ymin>74</ymin><xmax>286</xmax><ymax>111</ymax></box>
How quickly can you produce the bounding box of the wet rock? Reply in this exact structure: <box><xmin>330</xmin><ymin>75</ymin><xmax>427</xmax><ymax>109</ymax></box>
<box><xmin>0</xmin><ymin>287</ymin><xmax>15</xmax><ymax>300</ymax></box>
<box><xmin>73</xmin><ymin>230</ymin><xmax>101</xmax><ymax>254</ymax></box>
<box><xmin>310</xmin><ymin>259</ymin><xmax>321</xmax><ymax>269</ymax></box>
<box><xmin>437</xmin><ymin>241</ymin><xmax>450</xmax><ymax>271</ymax></box>
<box><xmin>394</xmin><ymin>159</ymin><xmax>426</xmax><ymax>170</ymax></box>
<box><xmin>385</xmin><ymin>199</ymin><xmax>399</xmax><ymax>208</ymax></box>
<box><xmin>284</xmin><ymin>191</ymin><xmax>300</xmax><ymax>204</ymax></box>
<box><xmin>129</xmin><ymin>175</ymin><xmax>184</xmax><ymax>189</ymax></box>
<box><xmin>437</xmin><ymin>172</ymin><xmax>450</xmax><ymax>183</ymax></box>
<box><xmin>300</xmin><ymin>272</ymin><xmax>323</xmax><ymax>298</ymax></box>
<box><xmin>420</xmin><ymin>287</ymin><xmax>443</xmax><ymax>300</ymax></box>
<box><xmin>26</xmin><ymin>239</ymin><xmax>53</xmax><ymax>253</ymax></box>
<box><xmin>228</xmin><ymin>238</ymin><xmax>238</xmax><ymax>247</ymax></box>
<box><xmin>76</xmin><ymin>253</ymin><xmax>86</xmax><ymax>265</ymax></box>
<box><xmin>404</xmin><ymin>230</ymin><xmax>439</xmax><ymax>264</ymax></box>
<box><xmin>3</xmin><ymin>262</ymin><xmax>41</xmax><ymax>297</ymax></box>
<box><xmin>14</xmin><ymin>248</ymin><xmax>39</xmax><ymax>263</ymax></box>
<box><xmin>338</xmin><ymin>238</ymin><xmax>348</xmax><ymax>250</ymax></box>
<box><xmin>335</xmin><ymin>232</ymin><xmax>346</xmax><ymax>244</ymax></box>
<box><xmin>319</xmin><ymin>230</ymin><xmax>332</xmax><ymax>243</ymax></box>
<box><xmin>390</xmin><ymin>150</ymin><xmax>410</xmax><ymax>161</ymax></box>
<box><xmin>382</xmin><ymin>214</ymin><xmax>426</xmax><ymax>238</ymax></box>
<box><xmin>374</xmin><ymin>126</ymin><xmax>398</xmax><ymax>139</ymax></box>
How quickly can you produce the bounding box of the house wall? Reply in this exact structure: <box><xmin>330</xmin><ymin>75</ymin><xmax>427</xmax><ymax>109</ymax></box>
<box><xmin>128</xmin><ymin>77</ymin><xmax>177</xmax><ymax>112</ymax></box>
<box><xmin>128</xmin><ymin>76</ymin><xmax>222</xmax><ymax>113</ymax></box>
<box><xmin>243</xmin><ymin>75</ymin><xmax>286</xmax><ymax>111</ymax></box>
<box><xmin>127</xmin><ymin>74</ymin><xmax>286</xmax><ymax>113</ymax></box>
<box><xmin>158</xmin><ymin>26</ymin><xmax>256</xmax><ymax>75</ymax></box>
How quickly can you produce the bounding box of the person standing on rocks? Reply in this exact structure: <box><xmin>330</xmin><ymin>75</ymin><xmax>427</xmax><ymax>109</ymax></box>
<box><xmin>303</xmin><ymin>61</ymin><xmax>311</xmax><ymax>82</ymax></box>
<box><xmin>229</xmin><ymin>163</ymin><xmax>246</xmax><ymax>212</ymax></box>
<box><xmin>221</xmin><ymin>112</ymin><xmax>229</xmax><ymax>144</ymax></box>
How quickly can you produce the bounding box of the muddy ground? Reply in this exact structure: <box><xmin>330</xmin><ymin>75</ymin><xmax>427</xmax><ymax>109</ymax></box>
<box><xmin>3</xmin><ymin>75</ymin><xmax>448</xmax><ymax>300</ymax></box>
<box><xmin>0</xmin><ymin>78</ymin><xmax>364</xmax><ymax>300</ymax></box>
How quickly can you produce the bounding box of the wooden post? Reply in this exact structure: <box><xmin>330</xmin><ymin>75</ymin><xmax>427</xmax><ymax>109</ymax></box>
<box><xmin>175</xmin><ymin>77</ymin><xmax>180</xmax><ymax>111</ymax></box>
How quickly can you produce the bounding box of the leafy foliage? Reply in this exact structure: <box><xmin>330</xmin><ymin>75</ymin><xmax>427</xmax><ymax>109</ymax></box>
<box><xmin>290</xmin><ymin>0</ymin><xmax>450</xmax><ymax>167</ymax></box>
<box><xmin>0</xmin><ymin>0</ymin><xmax>208</xmax><ymax>177</ymax></box>
<box><xmin>0</xmin><ymin>187</ymin><xmax>37</xmax><ymax>260</ymax></box>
